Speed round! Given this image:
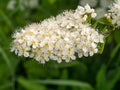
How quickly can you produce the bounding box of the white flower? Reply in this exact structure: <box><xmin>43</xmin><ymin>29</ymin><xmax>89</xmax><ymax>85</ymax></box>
<box><xmin>91</xmin><ymin>13</ymin><xmax>97</xmax><ymax>18</ymax></box>
<box><xmin>11</xmin><ymin>4</ymin><xmax>104</xmax><ymax>64</ymax></box>
<box><xmin>105</xmin><ymin>13</ymin><xmax>111</xmax><ymax>19</ymax></box>
<box><xmin>106</xmin><ymin>0</ymin><xmax>120</xmax><ymax>27</ymax></box>
<box><xmin>61</xmin><ymin>20</ymin><xmax>74</xmax><ymax>29</ymax></box>
<box><xmin>89</xmin><ymin>43</ymin><xmax>98</xmax><ymax>56</ymax></box>
<box><xmin>84</xmin><ymin>4</ymin><xmax>93</xmax><ymax>13</ymax></box>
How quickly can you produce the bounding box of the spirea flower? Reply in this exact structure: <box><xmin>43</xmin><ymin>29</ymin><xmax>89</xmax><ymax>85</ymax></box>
<box><xmin>11</xmin><ymin>4</ymin><xmax>104</xmax><ymax>64</ymax></box>
<box><xmin>105</xmin><ymin>0</ymin><xmax>120</xmax><ymax>27</ymax></box>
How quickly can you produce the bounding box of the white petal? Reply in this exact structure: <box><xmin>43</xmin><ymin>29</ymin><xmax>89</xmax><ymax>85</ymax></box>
<box><xmin>24</xmin><ymin>52</ymin><xmax>29</xmax><ymax>57</ymax></box>
<box><xmin>84</xmin><ymin>52</ymin><xmax>88</xmax><ymax>57</ymax></box>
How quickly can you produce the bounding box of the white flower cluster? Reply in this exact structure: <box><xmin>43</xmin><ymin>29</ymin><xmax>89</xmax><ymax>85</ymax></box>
<box><xmin>105</xmin><ymin>0</ymin><xmax>120</xmax><ymax>26</ymax></box>
<box><xmin>11</xmin><ymin>4</ymin><xmax>104</xmax><ymax>64</ymax></box>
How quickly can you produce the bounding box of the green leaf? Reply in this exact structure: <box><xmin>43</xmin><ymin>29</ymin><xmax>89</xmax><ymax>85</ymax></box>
<box><xmin>110</xmin><ymin>43</ymin><xmax>120</xmax><ymax>59</ymax></box>
<box><xmin>107</xmin><ymin>67</ymin><xmax>120</xmax><ymax>90</ymax></box>
<box><xmin>96</xmin><ymin>66</ymin><xmax>120</xmax><ymax>90</ymax></box>
<box><xmin>0</xmin><ymin>28</ymin><xmax>10</xmax><ymax>46</ymax></box>
<box><xmin>33</xmin><ymin>79</ymin><xmax>94</xmax><ymax>90</ymax></box>
<box><xmin>0</xmin><ymin>47</ymin><xmax>12</xmax><ymax>72</ymax></box>
<box><xmin>48</xmin><ymin>0</ymin><xmax>56</xmax><ymax>4</ymax></box>
<box><xmin>0</xmin><ymin>83</ymin><xmax>12</xmax><ymax>90</ymax></box>
<box><xmin>97</xmin><ymin>17</ymin><xmax>112</xmax><ymax>26</ymax></box>
<box><xmin>114</xmin><ymin>29</ymin><xmax>120</xmax><ymax>44</ymax></box>
<box><xmin>54</xmin><ymin>61</ymin><xmax>85</xmax><ymax>68</ymax></box>
<box><xmin>96</xmin><ymin>65</ymin><xmax>107</xmax><ymax>90</ymax></box>
<box><xmin>0</xmin><ymin>10</ymin><xmax>13</xmax><ymax>29</ymax></box>
<box><xmin>18</xmin><ymin>77</ymin><xmax>46</xmax><ymax>90</ymax></box>
<box><xmin>98</xmin><ymin>40</ymin><xmax>106</xmax><ymax>54</ymax></box>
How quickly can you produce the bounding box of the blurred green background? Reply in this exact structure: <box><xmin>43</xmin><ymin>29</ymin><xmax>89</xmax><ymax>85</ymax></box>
<box><xmin>0</xmin><ymin>0</ymin><xmax>120</xmax><ymax>90</ymax></box>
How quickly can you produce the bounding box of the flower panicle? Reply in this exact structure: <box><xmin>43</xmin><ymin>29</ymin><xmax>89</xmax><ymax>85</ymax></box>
<box><xmin>11</xmin><ymin>4</ymin><xmax>104</xmax><ymax>64</ymax></box>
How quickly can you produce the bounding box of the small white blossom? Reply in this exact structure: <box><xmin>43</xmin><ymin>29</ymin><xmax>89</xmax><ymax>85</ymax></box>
<box><xmin>105</xmin><ymin>13</ymin><xmax>111</xmax><ymax>19</ymax></box>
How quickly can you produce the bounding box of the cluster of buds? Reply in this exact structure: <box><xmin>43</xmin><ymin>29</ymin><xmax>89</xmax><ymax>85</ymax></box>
<box><xmin>11</xmin><ymin>4</ymin><xmax>104</xmax><ymax>63</ymax></box>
